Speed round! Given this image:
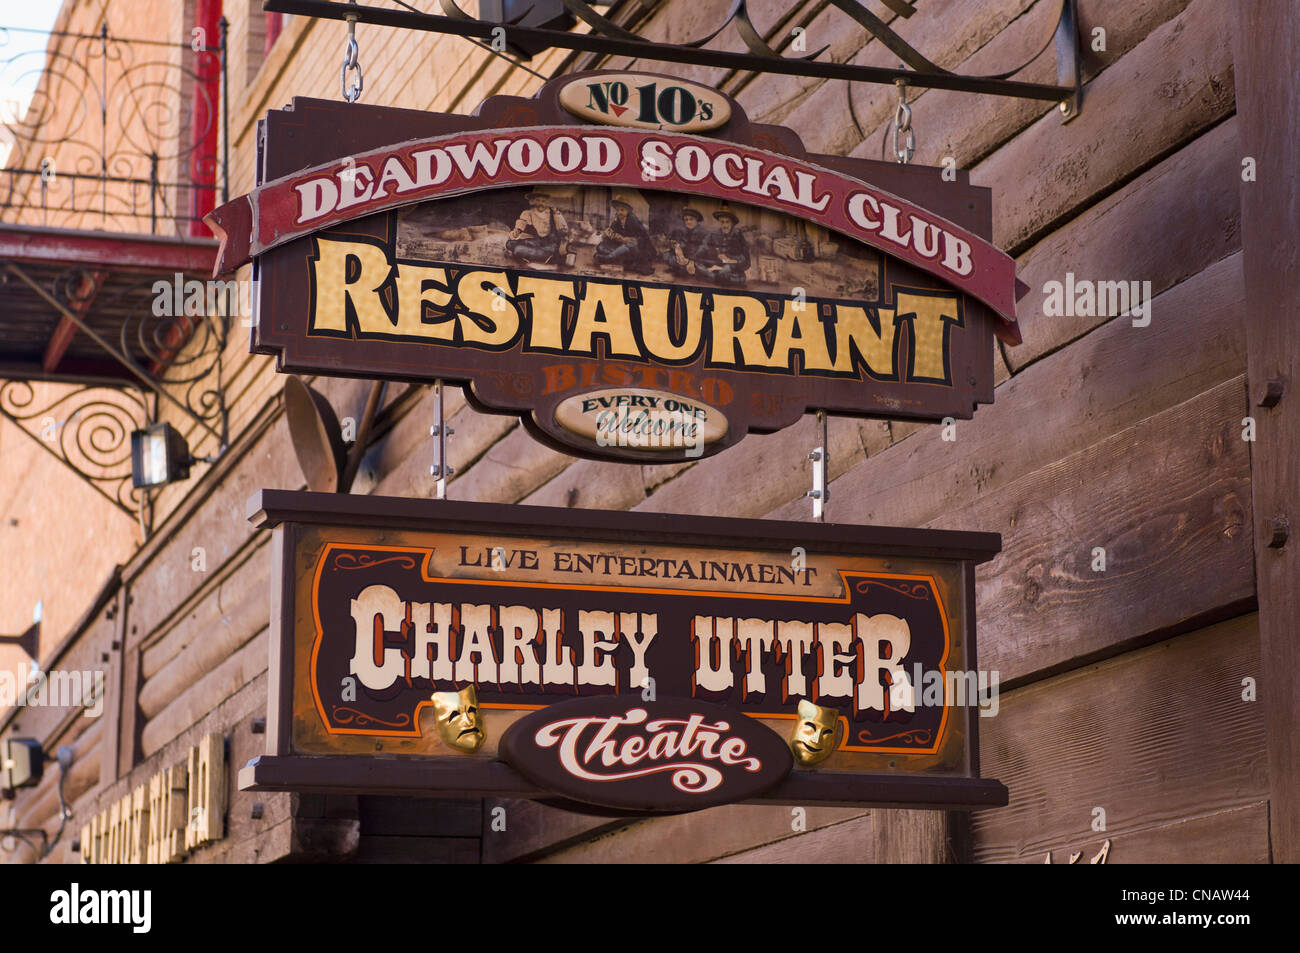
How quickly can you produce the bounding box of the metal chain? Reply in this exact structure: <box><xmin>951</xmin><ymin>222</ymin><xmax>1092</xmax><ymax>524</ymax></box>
<box><xmin>340</xmin><ymin>7</ymin><xmax>363</xmax><ymax>103</ymax></box>
<box><xmin>892</xmin><ymin>79</ymin><xmax>915</xmax><ymax>164</ymax></box>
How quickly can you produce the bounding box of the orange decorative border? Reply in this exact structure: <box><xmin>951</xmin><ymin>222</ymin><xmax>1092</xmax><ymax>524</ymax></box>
<box><xmin>306</xmin><ymin>542</ymin><xmax>951</xmax><ymax>756</ymax></box>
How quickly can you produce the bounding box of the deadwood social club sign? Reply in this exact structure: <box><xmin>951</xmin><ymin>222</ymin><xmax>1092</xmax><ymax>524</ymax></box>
<box><xmin>238</xmin><ymin>491</ymin><xmax>1007</xmax><ymax>812</ymax></box>
<box><xmin>207</xmin><ymin>72</ymin><xmax>1026</xmax><ymax>463</ymax></box>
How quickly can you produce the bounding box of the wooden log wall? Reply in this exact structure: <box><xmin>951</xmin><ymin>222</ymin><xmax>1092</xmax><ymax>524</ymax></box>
<box><xmin>1232</xmin><ymin>0</ymin><xmax>1300</xmax><ymax>865</ymax></box>
<box><xmin>2</xmin><ymin>0</ymin><xmax>1277</xmax><ymax>864</ymax></box>
<box><xmin>475</xmin><ymin>0</ymin><xmax>1264</xmax><ymax>863</ymax></box>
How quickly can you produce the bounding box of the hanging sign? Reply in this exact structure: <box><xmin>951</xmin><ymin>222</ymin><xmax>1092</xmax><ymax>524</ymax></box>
<box><xmin>238</xmin><ymin>490</ymin><xmax>1008</xmax><ymax>813</ymax></box>
<box><xmin>207</xmin><ymin>72</ymin><xmax>1026</xmax><ymax>463</ymax></box>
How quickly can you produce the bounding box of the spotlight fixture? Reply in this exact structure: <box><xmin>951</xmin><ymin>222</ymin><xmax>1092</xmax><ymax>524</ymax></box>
<box><xmin>478</xmin><ymin>0</ymin><xmax>576</xmax><ymax>59</ymax></box>
<box><xmin>1</xmin><ymin>738</ymin><xmax>44</xmax><ymax>795</ymax></box>
<box><xmin>1</xmin><ymin>745</ymin><xmax>73</xmax><ymax>859</ymax></box>
<box><xmin>283</xmin><ymin>376</ymin><xmax>347</xmax><ymax>493</ymax></box>
<box><xmin>129</xmin><ymin>421</ymin><xmax>194</xmax><ymax>489</ymax></box>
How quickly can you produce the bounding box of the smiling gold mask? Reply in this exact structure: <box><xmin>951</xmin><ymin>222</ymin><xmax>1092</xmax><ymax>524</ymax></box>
<box><xmin>790</xmin><ymin>700</ymin><xmax>839</xmax><ymax>766</ymax></box>
<box><xmin>431</xmin><ymin>684</ymin><xmax>485</xmax><ymax>753</ymax></box>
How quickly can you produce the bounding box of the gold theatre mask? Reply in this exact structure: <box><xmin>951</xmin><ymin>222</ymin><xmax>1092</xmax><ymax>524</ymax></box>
<box><xmin>431</xmin><ymin>685</ymin><xmax>485</xmax><ymax>753</ymax></box>
<box><xmin>790</xmin><ymin>700</ymin><xmax>839</xmax><ymax>766</ymax></box>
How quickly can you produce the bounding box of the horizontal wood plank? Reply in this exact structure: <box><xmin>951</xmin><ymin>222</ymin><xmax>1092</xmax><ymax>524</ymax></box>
<box><xmin>1010</xmin><ymin>117</ymin><xmax>1241</xmax><ymax>370</ymax></box>
<box><xmin>789</xmin><ymin>0</ymin><xmax>1043</xmax><ymax>158</ymax></box>
<box><xmin>769</xmin><ymin>252</ymin><xmax>1245</xmax><ymax>527</ymax></box>
<box><xmin>930</xmin><ymin>376</ymin><xmax>1253</xmax><ymax>684</ymax></box>
<box><xmin>711</xmin><ymin>813</ymin><xmax>875</xmax><ymax>864</ymax></box>
<box><xmin>481</xmin><ymin>799</ymin><xmax>626</xmax><ymax>864</ymax></box>
<box><xmin>741</xmin><ymin>0</ymin><xmax>1021</xmax><ymax>133</ymax></box>
<box><xmin>971</xmin><ymin>614</ymin><xmax>1266</xmax><ymax>862</ymax></box>
<box><xmin>139</xmin><ymin>555</ymin><xmax>269</xmax><ymax>718</ymax></box>
<box><xmin>535</xmin><ymin>804</ymin><xmax>868</xmax><ymax>864</ymax></box>
<box><xmin>1024</xmin><ymin>802</ymin><xmax>1269</xmax><ymax>864</ymax></box>
<box><xmin>846</xmin><ymin>0</ymin><xmax>1195</xmax><ymax>170</ymax></box>
<box><xmin>449</xmin><ymin>425</ymin><xmax>573</xmax><ymax>505</ymax></box>
<box><xmin>638</xmin><ymin>415</ymin><xmax>877</xmax><ymax>518</ymax></box>
<box><xmin>141</xmin><ymin>540</ymin><xmax>269</xmax><ymax>680</ymax></box>
<box><xmin>522</xmin><ymin>457</ymin><xmax>650</xmax><ymax>511</ymax></box>
<box><xmin>973</xmin><ymin>0</ymin><xmax>1235</xmax><ymax>253</ymax></box>
<box><xmin>140</xmin><ymin>630</ymin><xmax>267</xmax><ymax>757</ymax></box>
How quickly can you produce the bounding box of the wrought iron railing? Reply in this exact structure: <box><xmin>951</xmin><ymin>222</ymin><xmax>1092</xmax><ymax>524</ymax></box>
<box><xmin>0</xmin><ymin>22</ymin><xmax>228</xmax><ymax>234</ymax></box>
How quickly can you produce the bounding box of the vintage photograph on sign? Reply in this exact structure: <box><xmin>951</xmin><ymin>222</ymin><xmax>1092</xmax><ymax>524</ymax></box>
<box><xmin>392</xmin><ymin>186</ymin><xmax>881</xmax><ymax>297</ymax></box>
<box><xmin>240</xmin><ymin>490</ymin><xmax>1006</xmax><ymax>813</ymax></box>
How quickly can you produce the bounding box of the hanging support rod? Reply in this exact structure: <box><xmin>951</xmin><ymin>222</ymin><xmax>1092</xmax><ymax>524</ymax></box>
<box><xmin>1055</xmin><ymin>0</ymin><xmax>1083</xmax><ymax>121</ymax></box>
<box><xmin>263</xmin><ymin>0</ymin><xmax>1084</xmax><ymax>108</ymax></box>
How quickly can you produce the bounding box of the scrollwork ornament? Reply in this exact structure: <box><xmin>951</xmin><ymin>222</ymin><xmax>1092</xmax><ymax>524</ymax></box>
<box><xmin>0</xmin><ymin>380</ymin><xmax>149</xmax><ymax>515</ymax></box>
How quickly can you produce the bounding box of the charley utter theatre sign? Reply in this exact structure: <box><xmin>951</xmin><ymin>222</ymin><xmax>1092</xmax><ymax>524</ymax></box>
<box><xmin>207</xmin><ymin>71</ymin><xmax>1026</xmax><ymax>463</ymax></box>
<box><xmin>238</xmin><ymin>491</ymin><xmax>1007</xmax><ymax>812</ymax></box>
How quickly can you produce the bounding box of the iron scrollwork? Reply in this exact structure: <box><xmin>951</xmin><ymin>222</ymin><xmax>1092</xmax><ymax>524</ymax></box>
<box><xmin>0</xmin><ymin>263</ymin><xmax>229</xmax><ymax>521</ymax></box>
<box><xmin>0</xmin><ymin>22</ymin><xmax>227</xmax><ymax>233</ymax></box>
<box><xmin>0</xmin><ymin>21</ymin><xmax>232</xmax><ymax>518</ymax></box>
<box><xmin>0</xmin><ymin>379</ymin><xmax>149</xmax><ymax>517</ymax></box>
<box><xmin>112</xmin><ymin>273</ymin><xmax>229</xmax><ymax>442</ymax></box>
<box><xmin>265</xmin><ymin>0</ymin><xmax>1082</xmax><ymax>110</ymax></box>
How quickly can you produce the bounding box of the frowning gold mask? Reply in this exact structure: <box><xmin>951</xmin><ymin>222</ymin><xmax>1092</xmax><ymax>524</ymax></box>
<box><xmin>431</xmin><ymin>685</ymin><xmax>485</xmax><ymax>753</ymax></box>
<box><xmin>790</xmin><ymin>700</ymin><xmax>838</xmax><ymax>766</ymax></box>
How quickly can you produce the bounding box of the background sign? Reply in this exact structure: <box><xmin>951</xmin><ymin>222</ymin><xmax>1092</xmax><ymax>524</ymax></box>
<box><xmin>210</xmin><ymin>73</ymin><xmax>1025</xmax><ymax>463</ymax></box>
<box><xmin>239</xmin><ymin>490</ymin><xmax>1008</xmax><ymax>811</ymax></box>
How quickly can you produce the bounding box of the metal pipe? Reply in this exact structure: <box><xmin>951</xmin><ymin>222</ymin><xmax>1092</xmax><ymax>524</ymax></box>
<box><xmin>190</xmin><ymin>0</ymin><xmax>223</xmax><ymax>236</ymax></box>
<box><xmin>220</xmin><ymin>16</ymin><xmax>230</xmax><ymax>205</ymax></box>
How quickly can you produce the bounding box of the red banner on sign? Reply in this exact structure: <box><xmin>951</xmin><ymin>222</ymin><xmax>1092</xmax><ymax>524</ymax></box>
<box><xmin>207</xmin><ymin>126</ymin><xmax>1024</xmax><ymax>326</ymax></box>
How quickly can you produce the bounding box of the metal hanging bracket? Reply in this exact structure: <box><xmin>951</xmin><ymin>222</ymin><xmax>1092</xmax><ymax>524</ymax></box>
<box><xmin>806</xmin><ymin>410</ymin><xmax>828</xmax><ymax>522</ymax></box>
<box><xmin>892</xmin><ymin>79</ymin><xmax>915</xmax><ymax>164</ymax></box>
<box><xmin>1055</xmin><ymin>0</ymin><xmax>1083</xmax><ymax>122</ymax></box>
<box><xmin>266</xmin><ymin>0</ymin><xmax>1085</xmax><ymax>117</ymax></box>
<box><xmin>430</xmin><ymin>379</ymin><xmax>454</xmax><ymax>499</ymax></box>
<box><xmin>340</xmin><ymin>1</ymin><xmax>364</xmax><ymax>102</ymax></box>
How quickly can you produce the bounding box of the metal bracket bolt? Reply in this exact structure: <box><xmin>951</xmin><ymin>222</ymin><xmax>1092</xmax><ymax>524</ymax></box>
<box><xmin>1257</xmin><ymin>378</ymin><xmax>1284</xmax><ymax>408</ymax></box>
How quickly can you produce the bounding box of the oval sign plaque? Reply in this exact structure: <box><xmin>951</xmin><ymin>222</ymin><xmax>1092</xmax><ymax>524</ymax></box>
<box><xmin>558</xmin><ymin>73</ymin><xmax>731</xmax><ymax>133</ymax></box>
<box><xmin>500</xmin><ymin>695</ymin><xmax>793</xmax><ymax>813</ymax></box>
<box><xmin>553</xmin><ymin>387</ymin><xmax>729</xmax><ymax>455</ymax></box>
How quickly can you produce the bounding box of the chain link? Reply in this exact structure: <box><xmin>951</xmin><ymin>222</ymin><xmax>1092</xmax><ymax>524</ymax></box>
<box><xmin>340</xmin><ymin>11</ymin><xmax>363</xmax><ymax>103</ymax></box>
<box><xmin>892</xmin><ymin>80</ymin><xmax>914</xmax><ymax>164</ymax></box>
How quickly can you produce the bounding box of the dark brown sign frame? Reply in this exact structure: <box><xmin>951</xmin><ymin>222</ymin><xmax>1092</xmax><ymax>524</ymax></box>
<box><xmin>209</xmin><ymin>72</ymin><xmax>1026</xmax><ymax>464</ymax></box>
<box><xmin>238</xmin><ymin>489</ymin><xmax>1008</xmax><ymax>811</ymax></box>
